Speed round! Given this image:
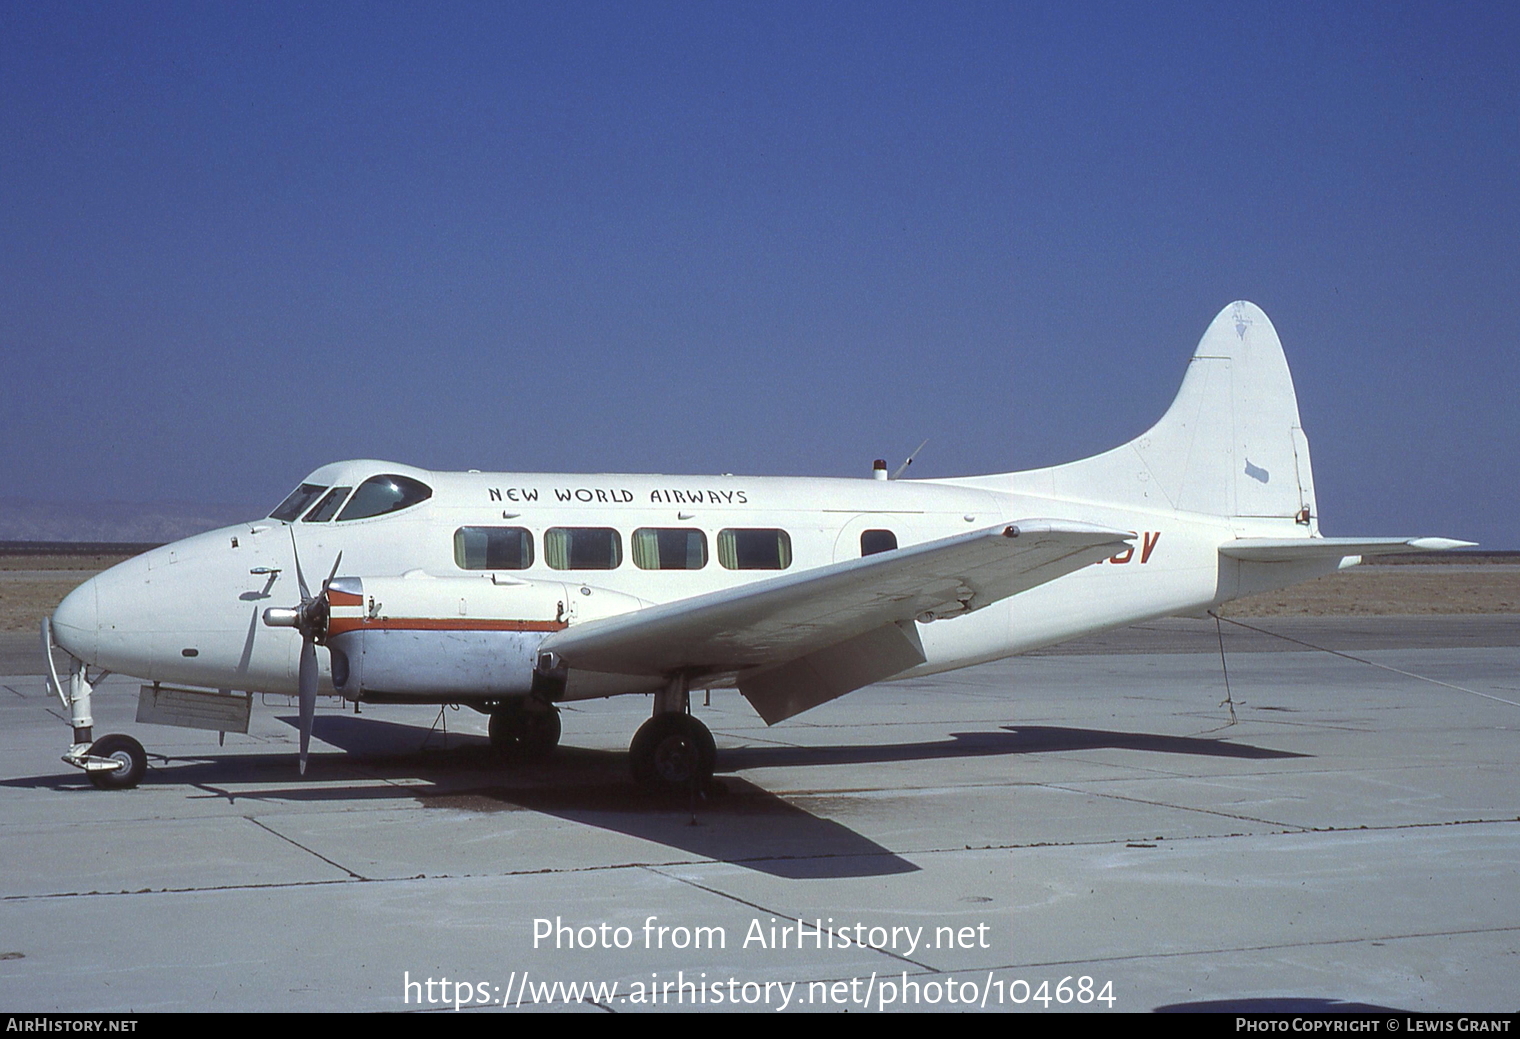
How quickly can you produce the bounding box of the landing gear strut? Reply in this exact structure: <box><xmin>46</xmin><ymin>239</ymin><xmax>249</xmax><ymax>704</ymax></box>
<box><xmin>488</xmin><ymin>699</ymin><xmax>561</xmax><ymax>758</ymax></box>
<box><xmin>629</xmin><ymin>676</ymin><xmax>716</xmax><ymax>790</ymax></box>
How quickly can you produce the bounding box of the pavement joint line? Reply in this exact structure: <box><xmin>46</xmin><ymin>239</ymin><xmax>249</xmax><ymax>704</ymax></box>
<box><xmin>244</xmin><ymin>816</ymin><xmax>369</xmax><ymax>881</ymax></box>
<box><xmin>642</xmin><ymin>865</ymin><xmax>934</xmax><ymax>972</ymax></box>
<box><xmin>4</xmin><ymin>755</ymin><xmax>1494</xmax><ymax>808</ymax></box>
<box><xmin>726</xmin><ymin>757</ymin><xmax>1495</xmax><ymax>796</ymax></box>
<box><xmin>924</xmin><ymin>814</ymin><xmax>1520</xmax><ymax>857</ymax></box>
<box><xmin>6</xmin><ymin>816</ymin><xmax>1516</xmax><ymax>904</ymax></box>
<box><xmin>2</xmin><ymin>877</ymin><xmax>361</xmax><ymax>902</ymax></box>
<box><xmin>1010</xmin><ymin>753</ymin><xmax>1473</xmax><ymax>782</ymax></box>
<box><xmin>1041</xmin><ymin>782</ymin><xmax>1304</xmax><ymax>828</ymax></box>
<box><xmin>956</xmin><ymin>922</ymin><xmax>1520</xmax><ymax>975</ymax></box>
<box><xmin>772</xmin><ymin>922</ymin><xmax>1520</xmax><ymax>993</ymax></box>
<box><xmin>0</xmin><ymin>850</ymin><xmax>930</xmax><ymax>902</ymax></box>
<box><xmin>1202</xmin><ymin>718</ymin><xmax>1400</xmax><ymax>733</ymax></box>
<box><xmin>722</xmin><ymin>733</ymin><xmax>810</xmax><ymax>749</ymax></box>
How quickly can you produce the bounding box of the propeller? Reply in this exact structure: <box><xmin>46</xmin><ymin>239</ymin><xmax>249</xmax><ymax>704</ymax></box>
<box><xmin>262</xmin><ymin>529</ymin><xmax>342</xmax><ymax>774</ymax></box>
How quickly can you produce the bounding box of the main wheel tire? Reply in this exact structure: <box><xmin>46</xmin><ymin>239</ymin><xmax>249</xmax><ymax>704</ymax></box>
<box><xmin>489</xmin><ymin>701</ymin><xmax>561</xmax><ymax>759</ymax></box>
<box><xmin>87</xmin><ymin>734</ymin><xmax>147</xmax><ymax>790</ymax></box>
<box><xmin>629</xmin><ymin>714</ymin><xmax>716</xmax><ymax>790</ymax></box>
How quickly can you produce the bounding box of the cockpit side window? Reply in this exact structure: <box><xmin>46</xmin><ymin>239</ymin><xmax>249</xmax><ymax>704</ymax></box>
<box><xmin>270</xmin><ymin>483</ymin><xmax>328</xmax><ymax>522</ymax></box>
<box><xmin>303</xmin><ymin>486</ymin><xmax>352</xmax><ymax>523</ymax></box>
<box><xmin>336</xmin><ymin>475</ymin><xmax>433</xmax><ymax>521</ymax></box>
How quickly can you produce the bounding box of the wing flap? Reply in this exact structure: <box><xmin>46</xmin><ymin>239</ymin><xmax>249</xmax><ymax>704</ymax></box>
<box><xmin>539</xmin><ymin>518</ymin><xmax>1133</xmax><ymax>679</ymax></box>
<box><xmin>740</xmin><ymin>619</ymin><xmax>926</xmax><ymax>724</ymax></box>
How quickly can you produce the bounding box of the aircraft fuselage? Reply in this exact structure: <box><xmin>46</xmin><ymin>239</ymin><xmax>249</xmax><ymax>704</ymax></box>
<box><xmin>50</xmin><ymin>460</ymin><xmax>1322</xmax><ymax>703</ymax></box>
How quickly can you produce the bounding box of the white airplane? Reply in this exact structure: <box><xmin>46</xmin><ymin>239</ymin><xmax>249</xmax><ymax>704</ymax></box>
<box><xmin>44</xmin><ymin>302</ymin><xmax>1471</xmax><ymax>791</ymax></box>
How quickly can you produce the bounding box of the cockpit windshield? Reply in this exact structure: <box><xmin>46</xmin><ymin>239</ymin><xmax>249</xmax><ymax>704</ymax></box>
<box><xmin>337</xmin><ymin>475</ymin><xmax>433</xmax><ymax>521</ymax></box>
<box><xmin>302</xmin><ymin>486</ymin><xmax>352</xmax><ymax>523</ymax></box>
<box><xmin>269</xmin><ymin>483</ymin><xmax>328</xmax><ymax>522</ymax></box>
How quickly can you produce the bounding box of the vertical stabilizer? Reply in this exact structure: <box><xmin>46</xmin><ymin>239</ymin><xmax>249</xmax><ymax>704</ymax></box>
<box><xmin>1018</xmin><ymin>302</ymin><xmax>1316</xmax><ymax>523</ymax></box>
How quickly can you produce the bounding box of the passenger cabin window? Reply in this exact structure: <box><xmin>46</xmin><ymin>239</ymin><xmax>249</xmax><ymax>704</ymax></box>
<box><xmin>303</xmin><ymin>486</ymin><xmax>352</xmax><ymax>523</ymax></box>
<box><xmin>631</xmin><ymin>528</ymin><xmax>707</xmax><ymax>570</ymax></box>
<box><xmin>544</xmin><ymin>527</ymin><xmax>621</xmax><ymax>570</ymax></box>
<box><xmin>861</xmin><ymin>529</ymin><xmax>898</xmax><ymax>556</ymax></box>
<box><xmin>717</xmin><ymin>528</ymin><xmax>792</xmax><ymax>570</ymax></box>
<box><xmin>270</xmin><ymin>483</ymin><xmax>327</xmax><ymax>522</ymax></box>
<box><xmin>336</xmin><ymin>475</ymin><xmax>433</xmax><ymax>521</ymax></box>
<box><xmin>454</xmin><ymin>527</ymin><xmax>534</xmax><ymax>570</ymax></box>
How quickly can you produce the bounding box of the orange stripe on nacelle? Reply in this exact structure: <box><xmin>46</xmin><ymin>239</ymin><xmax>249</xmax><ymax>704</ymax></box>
<box><xmin>328</xmin><ymin>590</ymin><xmax>363</xmax><ymax>607</ymax></box>
<box><xmin>327</xmin><ymin>617</ymin><xmax>568</xmax><ymax>635</ymax></box>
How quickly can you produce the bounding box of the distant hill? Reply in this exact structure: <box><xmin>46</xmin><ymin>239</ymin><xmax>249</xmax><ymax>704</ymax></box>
<box><xmin>0</xmin><ymin>499</ymin><xmax>264</xmax><ymax>543</ymax></box>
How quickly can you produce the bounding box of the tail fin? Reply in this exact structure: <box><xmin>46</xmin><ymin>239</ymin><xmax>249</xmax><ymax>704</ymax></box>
<box><xmin>1018</xmin><ymin>301</ymin><xmax>1316</xmax><ymax>522</ymax></box>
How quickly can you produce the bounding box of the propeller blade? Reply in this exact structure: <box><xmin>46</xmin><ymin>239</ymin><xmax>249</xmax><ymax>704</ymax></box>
<box><xmin>298</xmin><ymin>637</ymin><xmax>316</xmax><ymax>775</ymax></box>
<box><xmin>289</xmin><ymin>528</ymin><xmax>311</xmax><ymax>602</ymax></box>
<box><xmin>323</xmin><ymin>551</ymin><xmax>343</xmax><ymax>590</ymax></box>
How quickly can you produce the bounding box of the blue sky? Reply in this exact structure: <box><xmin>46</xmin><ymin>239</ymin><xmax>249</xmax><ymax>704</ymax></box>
<box><xmin>2</xmin><ymin>2</ymin><xmax>1516</xmax><ymax>546</ymax></box>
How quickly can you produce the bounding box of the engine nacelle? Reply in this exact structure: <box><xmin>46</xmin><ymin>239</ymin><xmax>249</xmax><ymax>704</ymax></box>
<box><xmin>324</xmin><ymin>573</ymin><xmax>649</xmax><ymax>701</ymax></box>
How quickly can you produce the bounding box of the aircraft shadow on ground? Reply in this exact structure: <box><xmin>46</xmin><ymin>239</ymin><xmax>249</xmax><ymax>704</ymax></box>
<box><xmin>717</xmin><ymin>724</ymin><xmax>1308</xmax><ymax>771</ymax></box>
<box><xmin>10</xmin><ymin>715</ymin><xmax>1303</xmax><ymax>880</ymax></box>
<box><xmin>1154</xmin><ymin>997</ymin><xmax>1407</xmax><ymax>1013</ymax></box>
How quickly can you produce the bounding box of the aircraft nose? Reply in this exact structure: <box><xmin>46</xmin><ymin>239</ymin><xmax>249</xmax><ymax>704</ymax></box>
<box><xmin>51</xmin><ymin>577</ymin><xmax>99</xmax><ymax>664</ymax></box>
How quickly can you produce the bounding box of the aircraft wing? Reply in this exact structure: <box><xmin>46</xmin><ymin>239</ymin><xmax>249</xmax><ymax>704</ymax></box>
<box><xmin>539</xmin><ymin>519</ymin><xmax>1133</xmax><ymax>723</ymax></box>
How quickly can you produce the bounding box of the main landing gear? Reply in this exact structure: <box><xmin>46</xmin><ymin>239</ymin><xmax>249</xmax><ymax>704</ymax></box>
<box><xmin>488</xmin><ymin>698</ymin><xmax>561</xmax><ymax>759</ymax></box>
<box><xmin>628</xmin><ymin>676</ymin><xmax>716</xmax><ymax>791</ymax></box>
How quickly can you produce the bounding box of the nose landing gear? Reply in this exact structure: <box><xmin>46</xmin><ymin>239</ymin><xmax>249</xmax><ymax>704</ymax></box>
<box><xmin>46</xmin><ymin>621</ymin><xmax>148</xmax><ymax>790</ymax></box>
<box><xmin>83</xmin><ymin>734</ymin><xmax>148</xmax><ymax>790</ymax></box>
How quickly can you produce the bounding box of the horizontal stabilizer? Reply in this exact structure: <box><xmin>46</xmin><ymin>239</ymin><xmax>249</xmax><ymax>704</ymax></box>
<box><xmin>1219</xmin><ymin>537</ymin><xmax>1476</xmax><ymax>562</ymax></box>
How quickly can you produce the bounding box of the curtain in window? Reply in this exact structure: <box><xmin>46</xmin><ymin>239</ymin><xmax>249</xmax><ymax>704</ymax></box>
<box><xmin>717</xmin><ymin>529</ymin><xmax>791</xmax><ymax>569</ymax></box>
<box><xmin>716</xmin><ymin>530</ymin><xmax>739</xmax><ymax>569</ymax></box>
<box><xmin>454</xmin><ymin>528</ymin><xmax>486</xmax><ymax>569</ymax></box>
<box><xmin>631</xmin><ymin>529</ymin><xmax>661</xmax><ymax>570</ymax></box>
<box><xmin>544</xmin><ymin>528</ymin><xmax>570</xmax><ymax>570</ymax></box>
<box><xmin>546</xmin><ymin>528</ymin><xmax>620</xmax><ymax>569</ymax></box>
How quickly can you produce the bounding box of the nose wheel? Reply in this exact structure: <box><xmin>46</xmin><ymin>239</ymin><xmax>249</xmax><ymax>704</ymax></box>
<box><xmin>83</xmin><ymin>734</ymin><xmax>148</xmax><ymax>790</ymax></box>
<box><xmin>629</xmin><ymin>713</ymin><xmax>716</xmax><ymax>790</ymax></box>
